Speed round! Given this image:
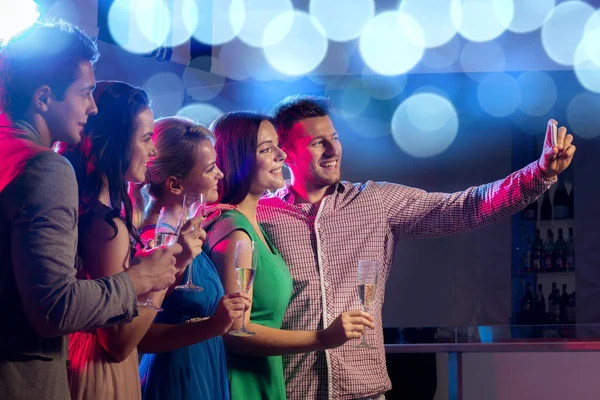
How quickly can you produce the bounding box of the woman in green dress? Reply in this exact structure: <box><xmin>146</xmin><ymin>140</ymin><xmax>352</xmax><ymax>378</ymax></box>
<box><xmin>203</xmin><ymin>112</ymin><xmax>375</xmax><ymax>400</ymax></box>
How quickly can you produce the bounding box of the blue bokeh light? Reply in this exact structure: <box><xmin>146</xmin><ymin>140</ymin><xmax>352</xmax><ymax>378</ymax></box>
<box><xmin>391</xmin><ymin>93</ymin><xmax>459</xmax><ymax>158</ymax></box>
<box><xmin>477</xmin><ymin>73</ymin><xmax>520</xmax><ymax>117</ymax></box>
<box><xmin>309</xmin><ymin>0</ymin><xmax>375</xmax><ymax>42</ymax></box>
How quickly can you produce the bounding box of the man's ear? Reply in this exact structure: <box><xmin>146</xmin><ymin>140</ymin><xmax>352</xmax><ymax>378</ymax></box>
<box><xmin>32</xmin><ymin>85</ymin><xmax>52</xmax><ymax>112</ymax></box>
<box><xmin>167</xmin><ymin>176</ymin><xmax>183</xmax><ymax>195</ymax></box>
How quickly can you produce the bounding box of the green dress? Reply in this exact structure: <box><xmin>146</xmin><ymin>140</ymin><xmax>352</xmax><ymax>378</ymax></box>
<box><xmin>204</xmin><ymin>210</ymin><xmax>293</xmax><ymax>400</ymax></box>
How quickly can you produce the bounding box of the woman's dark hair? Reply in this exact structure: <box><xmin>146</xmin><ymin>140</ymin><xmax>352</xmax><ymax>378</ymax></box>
<box><xmin>57</xmin><ymin>80</ymin><xmax>150</xmax><ymax>246</ymax></box>
<box><xmin>210</xmin><ymin>111</ymin><xmax>275</xmax><ymax>205</ymax></box>
<box><xmin>0</xmin><ymin>20</ymin><xmax>99</xmax><ymax>117</ymax></box>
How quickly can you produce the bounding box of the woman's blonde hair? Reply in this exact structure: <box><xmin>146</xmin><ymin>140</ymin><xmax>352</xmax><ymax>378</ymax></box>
<box><xmin>130</xmin><ymin>116</ymin><xmax>215</xmax><ymax>227</ymax></box>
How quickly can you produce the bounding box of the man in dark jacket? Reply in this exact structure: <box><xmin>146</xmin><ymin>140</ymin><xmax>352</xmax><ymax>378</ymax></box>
<box><xmin>0</xmin><ymin>21</ymin><xmax>182</xmax><ymax>399</ymax></box>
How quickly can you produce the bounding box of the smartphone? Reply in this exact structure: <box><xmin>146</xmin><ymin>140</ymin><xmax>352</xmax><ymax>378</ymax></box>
<box><xmin>551</xmin><ymin>122</ymin><xmax>558</xmax><ymax>147</ymax></box>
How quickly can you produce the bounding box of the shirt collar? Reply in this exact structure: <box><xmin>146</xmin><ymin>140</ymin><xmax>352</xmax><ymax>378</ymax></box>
<box><xmin>275</xmin><ymin>180</ymin><xmax>348</xmax><ymax>205</ymax></box>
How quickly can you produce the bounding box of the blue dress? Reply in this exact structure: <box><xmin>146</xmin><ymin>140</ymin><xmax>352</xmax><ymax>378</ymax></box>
<box><xmin>139</xmin><ymin>251</ymin><xmax>229</xmax><ymax>400</ymax></box>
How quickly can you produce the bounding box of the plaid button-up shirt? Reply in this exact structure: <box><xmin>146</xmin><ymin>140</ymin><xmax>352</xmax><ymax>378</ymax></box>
<box><xmin>257</xmin><ymin>161</ymin><xmax>554</xmax><ymax>400</ymax></box>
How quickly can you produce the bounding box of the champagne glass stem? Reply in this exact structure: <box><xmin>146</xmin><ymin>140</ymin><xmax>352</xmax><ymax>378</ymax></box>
<box><xmin>361</xmin><ymin>306</ymin><xmax>369</xmax><ymax>346</ymax></box>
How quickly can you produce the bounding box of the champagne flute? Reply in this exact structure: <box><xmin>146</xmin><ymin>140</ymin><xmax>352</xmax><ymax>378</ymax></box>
<box><xmin>138</xmin><ymin>206</ymin><xmax>182</xmax><ymax>311</ymax></box>
<box><xmin>175</xmin><ymin>193</ymin><xmax>206</xmax><ymax>292</ymax></box>
<box><xmin>354</xmin><ymin>260</ymin><xmax>378</xmax><ymax>349</ymax></box>
<box><xmin>228</xmin><ymin>240</ymin><xmax>257</xmax><ymax>337</ymax></box>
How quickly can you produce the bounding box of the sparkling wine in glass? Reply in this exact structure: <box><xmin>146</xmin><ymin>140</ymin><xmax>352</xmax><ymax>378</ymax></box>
<box><xmin>229</xmin><ymin>240</ymin><xmax>257</xmax><ymax>337</ymax></box>
<box><xmin>138</xmin><ymin>206</ymin><xmax>182</xmax><ymax>312</ymax></box>
<box><xmin>354</xmin><ymin>260</ymin><xmax>378</xmax><ymax>349</ymax></box>
<box><xmin>175</xmin><ymin>193</ymin><xmax>206</xmax><ymax>292</ymax></box>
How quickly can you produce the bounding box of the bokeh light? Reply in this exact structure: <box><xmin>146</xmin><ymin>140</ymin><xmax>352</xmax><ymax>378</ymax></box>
<box><xmin>566</xmin><ymin>93</ymin><xmax>600</xmax><ymax>139</ymax></box>
<box><xmin>176</xmin><ymin>103</ymin><xmax>224</xmax><ymax>127</ymax></box>
<box><xmin>309</xmin><ymin>0</ymin><xmax>375</xmax><ymax>42</ymax></box>
<box><xmin>574</xmin><ymin>41</ymin><xmax>600</xmax><ymax>94</ymax></box>
<box><xmin>192</xmin><ymin>0</ymin><xmax>245</xmax><ymax>46</ymax></box>
<box><xmin>143</xmin><ymin>72</ymin><xmax>185</xmax><ymax>118</ymax></box>
<box><xmin>359</xmin><ymin>11</ymin><xmax>425</xmax><ymax>76</ymax></box>
<box><xmin>263</xmin><ymin>11</ymin><xmax>328</xmax><ymax>76</ymax></box>
<box><xmin>108</xmin><ymin>0</ymin><xmax>171</xmax><ymax>54</ymax></box>
<box><xmin>237</xmin><ymin>0</ymin><xmax>293</xmax><ymax>48</ymax></box>
<box><xmin>460</xmin><ymin>41</ymin><xmax>506</xmax><ymax>80</ymax></box>
<box><xmin>451</xmin><ymin>0</ymin><xmax>514</xmax><ymax>42</ymax></box>
<box><xmin>477</xmin><ymin>73</ymin><xmax>520</xmax><ymax>117</ymax></box>
<box><xmin>541</xmin><ymin>0</ymin><xmax>594</xmax><ymax>66</ymax></box>
<box><xmin>391</xmin><ymin>93</ymin><xmax>459</xmax><ymax>158</ymax></box>
<box><xmin>420</xmin><ymin>35</ymin><xmax>462</xmax><ymax>70</ymax></box>
<box><xmin>516</xmin><ymin>71</ymin><xmax>557</xmax><ymax>116</ymax></box>
<box><xmin>399</xmin><ymin>0</ymin><xmax>459</xmax><ymax>48</ymax></box>
<box><xmin>508</xmin><ymin>0</ymin><xmax>555</xmax><ymax>33</ymax></box>
<box><xmin>170</xmin><ymin>0</ymin><xmax>199</xmax><ymax>47</ymax></box>
<box><xmin>0</xmin><ymin>0</ymin><xmax>39</xmax><ymax>44</ymax></box>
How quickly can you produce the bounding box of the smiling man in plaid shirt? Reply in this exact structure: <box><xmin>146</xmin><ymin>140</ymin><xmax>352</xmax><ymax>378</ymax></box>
<box><xmin>256</xmin><ymin>95</ymin><xmax>576</xmax><ymax>400</ymax></box>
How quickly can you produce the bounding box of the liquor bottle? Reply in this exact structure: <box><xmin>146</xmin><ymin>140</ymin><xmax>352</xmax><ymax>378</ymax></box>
<box><xmin>523</xmin><ymin>237</ymin><xmax>532</xmax><ymax>273</ymax></box>
<box><xmin>553</xmin><ymin>228</ymin><xmax>567</xmax><ymax>272</ymax></box>
<box><xmin>535</xmin><ymin>283</ymin><xmax>546</xmax><ymax>322</ymax></box>
<box><xmin>565</xmin><ymin>227</ymin><xmax>575</xmax><ymax>271</ymax></box>
<box><xmin>540</xmin><ymin>191</ymin><xmax>552</xmax><ymax>220</ymax></box>
<box><xmin>543</xmin><ymin>229</ymin><xmax>554</xmax><ymax>272</ymax></box>
<box><xmin>521</xmin><ymin>282</ymin><xmax>534</xmax><ymax>323</ymax></box>
<box><xmin>560</xmin><ymin>284</ymin><xmax>569</xmax><ymax>323</ymax></box>
<box><xmin>553</xmin><ymin>178</ymin><xmax>569</xmax><ymax>219</ymax></box>
<box><xmin>521</xmin><ymin>200</ymin><xmax>538</xmax><ymax>220</ymax></box>
<box><xmin>567</xmin><ymin>185</ymin><xmax>574</xmax><ymax>219</ymax></box>
<box><xmin>548</xmin><ymin>282</ymin><xmax>560</xmax><ymax>322</ymax></box>
<box><xmin>532</xmin><ymin>229</ymin><xmax>543</xmax><ymax>272</ymax></box>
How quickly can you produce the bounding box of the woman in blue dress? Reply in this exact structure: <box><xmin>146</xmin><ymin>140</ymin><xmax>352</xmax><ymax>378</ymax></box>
<box><xmin>135</xmin><ymin>116</ymin><xmax>251</xmax><ymax>400</ymax></box>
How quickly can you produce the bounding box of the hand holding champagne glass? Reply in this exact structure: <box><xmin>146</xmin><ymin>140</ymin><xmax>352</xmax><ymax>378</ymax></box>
<box><xmin>138</xmin><ymin>206</ymin><xmax>182</xmax><ymax>311</ymax></box>
<box><xmin>175</xmin><ymin>193</ymin><xmax>206</xmax><ymax>292</ymax></box>
<box><xmin>354</xmin><ymin>260</ymin><xmax>378</xmax><ymax>349</ymax></box>
<box><xmin>229</xmin><ymin>240</ymin><xmax>257</xmax><ymax>337</ymax></box>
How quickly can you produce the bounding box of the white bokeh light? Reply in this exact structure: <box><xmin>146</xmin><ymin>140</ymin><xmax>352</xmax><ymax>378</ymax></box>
<box><xmin>508</xmin><ymin>0</ymin><xmax>555</xmax><ymax>33</ymax></box>
<box><xmin>359</xmin><ymin>11</ymin><xmax>425</xmax><ymax>76</ymax></box>
<box><xmin>0</xmin><ymin>0</ymin><xmax>39</xmax><ymax>43</ymax></box>
<box><xmin>309</xmin><ymin>0</ymin><xmax>375</xmax><ymax>42</ymax></box>
<box><xmin>399</xmin><ymin>0</ymin><xmax>459</xmax><ymax>48</ymax></box>
<box><xmin>477</xmin><ymin>73</ymin><xmax>520</xmax><ymax>117</ymax></box>
<box><xmin>263</xmin><ymin>11</ymin><xmax>328</xmax><ymax>76</ymax></box>
<box><xmin>574</xmin><ymin>40</ymin><xmax>600</xmax><ymax>94</ymax></box>
<box><xmin>108</xmin><ymin>0</ymin><xmax>171</xmax><ymax>54</ymax></box>
<box><xmin>541</xmin><ymin>0</ymin><xmax>594</xmax><ymax>66</ymax></box>
<box><xmin>582</xmin><ymin>10</ymin><xmax>600</xmax><ymax>67</ymax></box>
<box><xmin>170</xmin><ymin>0</ymin><xmax>199</xmax><ymax>47</ymax></box>
<box><xmin>237</xmin><ymin>0</ymin><xmax>293</xmax><ymax>47</ymax></box>
<box><xmin>391</xmin><ymin>93</ymin><xmax>459</xmax><ymax>158</ymax></box>
<box><xmin>516</xmin><ymin>71</ymin><xmax>557</xmax><ymax>116</ymax></box>
<box><xmin>307</xmin><ymin>43</ymin><xmax>351</xmax><ymax>85</ymax></box>
<box><xmin>566</xmin><ymin>93</ymin><xmax>600</xmax><ymax>139</ymax></box>
<box><xmin>143</xmin><ymin>72</ymin><xmax>185</xmax><ymax>118</ymax></box>
<box><xmin>192</xmin><ymin>0</ymin><xmax>245</xmax><ymax>46</ymax></box>
<box><xmin>451</xmin><ymin>0</ymin><xmax>514</xmax><ymax>42</ymax></box>
<box><xmin>176</xmin><ymin>103</ymin><xmax>224</xmax><ymax>127</ymax></box>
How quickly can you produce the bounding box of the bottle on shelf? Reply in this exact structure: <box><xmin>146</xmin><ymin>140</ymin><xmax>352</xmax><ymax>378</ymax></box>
<box><xmin>560</xmin><ymin>284</ymin><xmax>570</xmax><ymax>323</ymax></box>
<box><xmin>521</xmin><ymin>282</ymin><xmax>534</xmax><ymax>324</ymax></box>
<box><xmin>553</xmin><ymin>228</ymin><xmax>567</xmax><ymax>272</ymax></box>
<box><xmin>532</xmin><ymin>229</ymin><xmax>543</xmax><ymax>272</ymax></box>
<box><xmin>540</xmin><ymin>190</ymin><xmax>552</xmax><ymax>220</ymax></box>
<box><xmin>553</xmin><ymin>178</ymin><xmax>570</xmax><ymax>220</ymax></box>
<box><xmin>535</xmin><ymin>283</ymin><xmax>546</xmax><ymax>322</ymax></box>
<box><xmin>548</xmin><ymin>282</ymin><xmax>560</xmax><ymax>322</ymax></box>
<box><xmin>565</xmin><ymin>227</ymin><xmax>575</xmax><ymax>271</ymax></box>
<box><xmin>543</xmin><ymin>229</ymin><xmax>554</xmax><ymax>272</ymax></box>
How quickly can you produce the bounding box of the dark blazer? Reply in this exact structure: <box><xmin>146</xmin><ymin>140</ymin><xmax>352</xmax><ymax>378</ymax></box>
<box><xmin>0</xmin><ymin>114</ymin><xmax>139</xmax><ymax>399</ymax></box>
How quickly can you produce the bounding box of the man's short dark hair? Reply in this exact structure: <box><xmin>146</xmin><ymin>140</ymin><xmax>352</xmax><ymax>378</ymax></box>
<box><xmin>0</xmin><ymin>20</ymin><xmax>99</xmax><ymax>118</ymax></box>
<box><xmin>271</xmin><ymin>94</ymin><xmax>331</xmax><ymax>150</ymax></box>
